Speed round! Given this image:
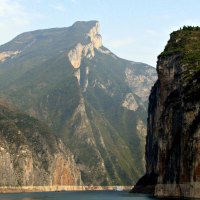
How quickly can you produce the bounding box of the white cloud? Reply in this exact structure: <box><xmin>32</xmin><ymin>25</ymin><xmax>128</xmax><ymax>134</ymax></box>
<box><xmin>0</xmin><ymin>0</ymin><xmax>31</xmax><ymax>44</ymax></box>
<box><xmin>106</xmin><ymin>38</ymin><xmax>135</xmax><ymax>49</ymax></box>
<box><xmin>50</xmin><ymin>4</ymin><xmax>66</xmax><ymax>12</ymax></box>
<box><xmin>0</xmin><ymin>0</ymin><xmax>48</xmax><ymax>45</ymax></box>
<box><xmin>0</xmin><ymin>0</ymin><xmax>19</xmax><ymax>16</ymax></box>
<box><xmin>0</xmin><ymin>0</ymin><xmax>28</xmax><ymax>22</ymax></box>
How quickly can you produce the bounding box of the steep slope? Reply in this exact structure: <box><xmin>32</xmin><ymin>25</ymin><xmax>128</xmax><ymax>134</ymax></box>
<box><xmin>131</xmin><ymin>26</ymin><xmax>200</xmax><ymax>198</ymax></box>
<box><xmin>0</xmin><ymin>21</ymin><xmax>157</xmax><ymax>185</ymax></box>
<box><xmin>0</xmin><ymin>101</ymin><xmax>81</xmax><ymax>187</ymax></box>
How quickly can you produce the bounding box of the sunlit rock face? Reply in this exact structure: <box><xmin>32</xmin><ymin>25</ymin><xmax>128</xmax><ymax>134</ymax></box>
<box><xmin>0</xmin><ymin>105</ymin><xmax>82</xmax><ymax>187</ymax></box>
<box><xmin>0</xmin><ymin>51</ymin><xmax>20</xmax><ymax>62</ymax></box>
<box><xmin>87</xmin><ymin>22</ymin><xmax>102</xmax><ymax>49</ymax></box>
<box><xmin>122</xmin><ymin>93</ymin><xmax>138</xmax><ymax>111</ymax></box>
<box><xmin>68</xmin><ymin>21</ymin><xmax>102</xmax><ymax>69</ymax></box>
<box><xmin>125</xmin><ymin>67</ymin><xmax>157</xmax><ymax>102</ymax></box>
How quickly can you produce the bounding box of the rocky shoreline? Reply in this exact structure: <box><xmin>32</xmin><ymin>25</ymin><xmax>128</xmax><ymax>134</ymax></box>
<box><xmin>0</xmin><ymin>186</ymin><xmax>133</xmax><ymax>193</ymax></box>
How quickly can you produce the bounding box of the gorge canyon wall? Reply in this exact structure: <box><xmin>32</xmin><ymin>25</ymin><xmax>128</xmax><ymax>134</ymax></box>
<box><xmin>131</xmin><ymin>26</ymin><xmax>200</xmax><ymax>198</ymax></box>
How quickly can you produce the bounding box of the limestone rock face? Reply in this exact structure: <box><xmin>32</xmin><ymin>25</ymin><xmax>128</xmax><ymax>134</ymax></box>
<box><xmin>136</xmin><ymin>119</ymin><xmax>147</xmax><ymax>139</ymax></box>
<box><xmin>0</xmin><ymin>51</ymin><xmax>20</xmax><ymax>62</ymax></box>
<box><xmin>122</xmin><ymin>93</ymin><xmax>138</xmax><ymax>111</ymax></box>
<box><xmin>68</xmin><ymin>43</ymin><xmax>83</xmax><ymax>69</ymax></box>
<box><xmin>0</xmin><ymin>105</ymin><xmax>82</xmax><ymax>187</ymax></box>
<box><xmin>68</xmin><ymin>21</ymin><xmax>102</xmax><ymax>68</ymax></box>
<box><xmin>0</xmin><ymin>20</ymin><xmax>157</xmax><ymax>186</ymax></box>
<box><xmin>87</xmin><ymin>22</ymin><xmax>102</xmax><ymax>49</ymax></box>
<box><xmin>132</xmin><ymin>27</ymin><xmax>200</xmax><ymax>198</ymax></box>
<box><xmin>125</xmin><ymin>66</ymin><xmax>157</xmax><ymax>101</ymax></box>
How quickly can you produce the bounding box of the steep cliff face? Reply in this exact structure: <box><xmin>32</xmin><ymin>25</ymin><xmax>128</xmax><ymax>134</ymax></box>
<box><xmin>132</xmin><ymin>27</ymin><xmax>200</xmax><ymax>198</ymax></box>
<box><xmin>68</xmin><ymin>21</ymin><xmax>102</xmax><ymax>68</ymax></box>
<box><xmin>0</xmin><ymin>103</ymin><xmax>81</xmax><ymax>187</ymax></box>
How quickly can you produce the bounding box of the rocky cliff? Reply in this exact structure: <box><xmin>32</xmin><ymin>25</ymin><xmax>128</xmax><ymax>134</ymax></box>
<box><xmin>0</xmin><ymin>20</ymin><xmax>157</xmax><ymax>185</ymax></box>
<box><xmin>131</xmin><ymin>26</ymin><xmax>200</xmax><ymax>198</ymax></box>
<box><xmin>0</xmin><ymin>102</ymin><xmax>82</xmax><ymax>187</ymax></box>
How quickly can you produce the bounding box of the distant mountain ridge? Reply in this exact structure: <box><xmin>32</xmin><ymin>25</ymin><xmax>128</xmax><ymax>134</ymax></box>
<box><xmin>0</xmin><ymin>21</ymin><xmax>157</xmax><ymax>185</ymax></box>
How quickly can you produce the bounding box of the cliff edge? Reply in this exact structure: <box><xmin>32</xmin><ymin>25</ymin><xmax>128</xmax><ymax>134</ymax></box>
<box><xmin>131</xmin><ymin>26</ymin><xmax>200</xmax><ymax>198</ymax></box>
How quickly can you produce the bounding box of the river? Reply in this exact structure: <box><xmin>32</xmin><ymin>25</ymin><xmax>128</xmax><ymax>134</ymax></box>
<box><xmin>0</xmin><ymin>191</ymin><xmax>156</xmax><ymax>200</ymax></box>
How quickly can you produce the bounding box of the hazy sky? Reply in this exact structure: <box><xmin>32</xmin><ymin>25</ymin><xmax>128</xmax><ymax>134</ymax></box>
<box><xmin>0</xmin><ymin>0</ymin><xmax>200</xmax><ymax>66</ymax></box>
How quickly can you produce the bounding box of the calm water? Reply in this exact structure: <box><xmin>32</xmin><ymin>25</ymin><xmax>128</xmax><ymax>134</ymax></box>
<box><xmin>0</xmin><ymin>191</ymin><xmax>156</xmax><ymax>200</ymax></box>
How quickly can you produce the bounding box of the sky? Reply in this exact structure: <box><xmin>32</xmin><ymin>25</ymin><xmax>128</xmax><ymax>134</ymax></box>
<box><xmin>0</xmin><ymin>0</ymin><xmax>200</xmax><ymax>67</ymax></box>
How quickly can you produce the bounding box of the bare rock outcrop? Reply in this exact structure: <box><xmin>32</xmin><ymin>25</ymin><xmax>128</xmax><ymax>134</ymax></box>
<box><xmin>0</xmin><ymin>51</ymin><xmax>20</xmax><ymax>62</ymax></box>
<box><xmin>0</xmin><ymin>104</ymin><xmax>82</xmax><ymax>187</ymax></box>
<box><xmin>125</xmin><ymin>66</ymin><xmax>157</xmax><ymax>101</ymax></box>
<box><xmin>122</xmin><ymin>93</ymin><xmax>138</xmax><ymax>111</ymax></box>
<box><xmin>131</xmin><ymin>26</ymin><xmax>200</xmax><ymax>198</ymax></box>
<box><xmin>68</xmin><ymin>21</ymin><xmax>102</xmax><ymax>69</ymax></box>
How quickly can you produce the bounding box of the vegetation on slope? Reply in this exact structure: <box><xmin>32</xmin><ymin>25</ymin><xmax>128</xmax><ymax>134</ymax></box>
<box><xmin>0</xmin><ymin>21</ymin><xmax>157</xmax><ymax>185</ymax></box>
<box><xmin>159</xmin><ymin>26</ymin><xmax>200</xmax><ymax>81</ymax></box>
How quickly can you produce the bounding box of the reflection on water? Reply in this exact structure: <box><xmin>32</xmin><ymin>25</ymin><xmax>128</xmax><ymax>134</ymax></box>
<box><xmin>0</xmin><ymin>191</ymin><xmax>156</xmax><ymax>200</ymax></box>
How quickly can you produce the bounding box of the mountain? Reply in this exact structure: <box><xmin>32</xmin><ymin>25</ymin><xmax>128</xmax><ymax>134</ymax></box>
<box><xmin>0</xmin><ymin>101</ymin><xmax>81</xmax><ymax>187</ymax></box>
<box><xmin>0</xmin><ymin>21</ymin><xmax>157</xmax><ymax>185</ymax></box>
<box><xmin>131</xmin><ymin>26</ymin><xmax>200</xmax><ymax>198</ymax></box>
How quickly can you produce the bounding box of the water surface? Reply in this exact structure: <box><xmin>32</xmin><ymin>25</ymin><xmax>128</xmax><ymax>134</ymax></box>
<box><xmin>0</xmin><ymin>191</ymin><xmax>155</xmax><ymax>200</ymax></box>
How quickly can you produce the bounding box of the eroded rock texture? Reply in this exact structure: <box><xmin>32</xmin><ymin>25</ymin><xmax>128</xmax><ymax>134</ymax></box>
<box><xmin>0</xmin><ymin>104</ymin><xmax>82</xmax><ymax>187</ymax></box>
<box><xmin>0</xmin><ymin>20</ymin><xmax>157</xmax><ymax>185</ymax></box>
<box><xmin>132</xmin><ymin>27</ymin><xmax>200</xmax><ymax>198</ymax></box>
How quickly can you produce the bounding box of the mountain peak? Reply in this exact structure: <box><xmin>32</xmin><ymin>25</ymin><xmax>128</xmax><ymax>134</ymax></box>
<box><xmin>71</xmin><ymin>20</ymin><xmax>99</xmax><ymax>30</ymax></box>
<box><xmin>87</xmin><ymin>21</ymin><xmax>102</xmax><ymax>49</ymax></box>
<box><xmin>68</xmin><ymin>20</ymin><xmax>102</xmax><ymax>68</ymax></box>
<box><xmin>0</xmin><ymin>20</ymin><xmax>157</xmax><ymax>186</ymax></box>
<box><xmin>71</xmin><ymin>20</ymin><xmax>102</xmax><ymax>49</ymax></box>
<box><xmin>71</xmin><ymin>20</ymin><xmax>102</xmax><ymax>48</ymax></box>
